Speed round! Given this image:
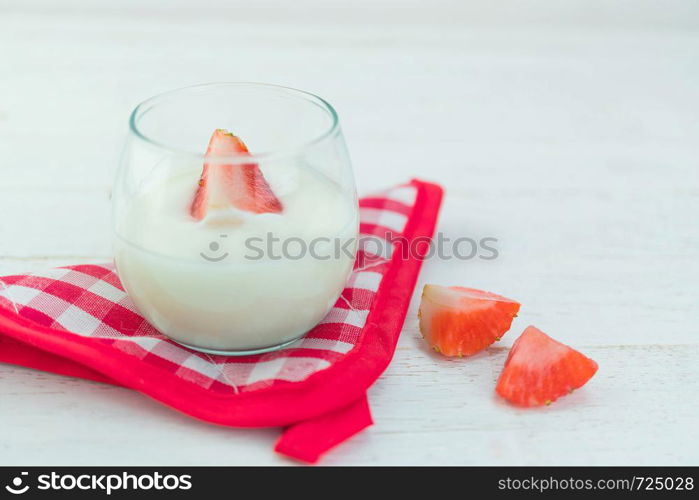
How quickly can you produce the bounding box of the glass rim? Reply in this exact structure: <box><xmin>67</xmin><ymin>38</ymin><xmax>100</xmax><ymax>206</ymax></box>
<box><xmin>128</xmin><ymin>82</ymin><xmax>340</xmax><ymax>161</ymax></box>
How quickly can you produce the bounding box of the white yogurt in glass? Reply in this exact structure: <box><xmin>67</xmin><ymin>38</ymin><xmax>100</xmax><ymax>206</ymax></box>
<box><xmin>114</xmin><ymin>166</ymin><xmax>357</xmax><ymax>353</ymax></box>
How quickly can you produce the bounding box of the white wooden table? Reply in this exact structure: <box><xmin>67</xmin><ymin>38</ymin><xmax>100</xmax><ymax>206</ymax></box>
<box><xmin>1</xmin><ymin>1</ymin><xmax>698</xmax><ymax>465</ymax></box>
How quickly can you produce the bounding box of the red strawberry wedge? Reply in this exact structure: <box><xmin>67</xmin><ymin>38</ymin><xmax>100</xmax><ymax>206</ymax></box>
<box><xmin>496</xmin><ymin>326</ymin><xmax>598</xmax><ymax>407</ymax></box>
<box><xmin>418</xmin><ymin>285</ymin><xmax>520</xmax><ymax>357</ymax></box>
<box><xmin>190</xmin><ymin>129</ymin><xmax>283</xmax><ymax>220</ymax></box>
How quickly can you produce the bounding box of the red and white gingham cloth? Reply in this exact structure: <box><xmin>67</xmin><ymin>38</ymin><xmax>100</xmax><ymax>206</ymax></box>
<box><xmin>0</xmin><ymin>180</ymin><xmax>443</xmax><ymax>462</ymax></box>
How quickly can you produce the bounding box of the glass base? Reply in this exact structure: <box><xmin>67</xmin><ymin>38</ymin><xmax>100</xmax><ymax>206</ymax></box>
<box><xmin>171</xmin><ymin>334</ymin><xmax>304</xmax><ymax>356</ymax></box>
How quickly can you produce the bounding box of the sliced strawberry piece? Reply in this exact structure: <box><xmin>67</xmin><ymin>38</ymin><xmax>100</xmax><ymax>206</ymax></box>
<box><xmin>418</xmin><ymin>285</ymin><xmax>520</xmax><ymax>357</ymax></box>
<box><xmin>190</xmin><ymin>129</ymin><xmax>283</xmax><ymax>220</ymax></box>
<box><xmin>496</xmin><ymin>326</ymin><xmax>598</xmax><ymax>407</ymax></box>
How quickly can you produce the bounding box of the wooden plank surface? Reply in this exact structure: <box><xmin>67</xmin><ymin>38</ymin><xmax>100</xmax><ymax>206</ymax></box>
<box><xmin>1</xmin><ymin>1</ymin><xmax>698</xmax><ymax>465</ymax></box>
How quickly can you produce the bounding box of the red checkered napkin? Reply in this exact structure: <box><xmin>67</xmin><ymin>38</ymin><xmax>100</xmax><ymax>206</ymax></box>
<box><xmin>0</xmin><ymin>180</ymin><xmax>443</xmax><ymax>463</ymax></box>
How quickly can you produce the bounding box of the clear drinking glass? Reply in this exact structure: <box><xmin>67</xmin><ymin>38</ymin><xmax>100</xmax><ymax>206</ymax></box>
<box><xmin>112</xmin><ymin>83</ymin><xmax>358</xmax><ymax>355</ymax></box>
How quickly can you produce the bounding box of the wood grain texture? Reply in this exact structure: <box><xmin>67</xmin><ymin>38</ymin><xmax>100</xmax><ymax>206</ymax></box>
<box><xmin>0</xmin><ymin>0</ymin><xmax>698</xmax><ymax>465</ymax></box>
